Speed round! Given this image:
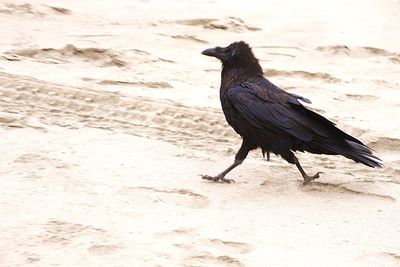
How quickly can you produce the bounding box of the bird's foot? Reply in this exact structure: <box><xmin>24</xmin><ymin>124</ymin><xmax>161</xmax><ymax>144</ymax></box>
<box><xmin>302</xmin><ymin>172</ymin><xmax>323</xmax><ymax>186</ymax></box>
<box><xmin>201</xmin><ymin>175</ymin><xmax>235</xmax><ymax>184</ymax></box>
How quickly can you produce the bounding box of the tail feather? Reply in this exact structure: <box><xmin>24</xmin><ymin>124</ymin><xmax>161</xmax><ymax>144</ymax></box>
<box><xmin>301</xmin><ymin>106</ymin><xmax>383</xmax><ymax>168</ymax></box>
<box><xmin>343</xmin><ymin>140</ymin><xmax>383</xmax><ymax>168</ymax></box>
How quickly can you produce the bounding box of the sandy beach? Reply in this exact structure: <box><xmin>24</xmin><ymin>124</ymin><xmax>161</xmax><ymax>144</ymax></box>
<box><xmin>1</xmin><ymin>0</ymin><xmax>400</xmax><ymax>266</ymax></box>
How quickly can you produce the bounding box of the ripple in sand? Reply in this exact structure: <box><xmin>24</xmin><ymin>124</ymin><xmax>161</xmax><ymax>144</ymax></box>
<box><xmin>171</xmin><ymin>34</ymin><xmax>208</xmax><ymax>44</ymax></box>
<box><xmin>0</xmin><ymin>71</ymin><xmax>238</xmax><ymax>154</ymax></box>
<box><xmin>381</xmin><ymin>252</ymin><xmax>400</xmax><ymax>261</ymax></box>
<box><xmin>119</xmin><ymin>186</ymin><xmax>209</xmax><ymax>209</ymax></box>
<box><xmin>0</xmin><ymin>111</ymin><xmax>25</xmax><ymax>127</ymax></box>
<box><xmin>316</xmin><ymin>45</ymin><xmax>351</xmax><ymax>55</ymax></box>
<box><xmin>303</xmin><ymin>182</ymin><xmax>396</xmax><ymax>202</ymax></box>
<box><xmin>173</xmin><ymin>18</ymin><xmax>215</xmax><ymax>26</ymax></box>
<box><xmin>0</xmin><ymin>3</ymin><xmax>71</xmax><ymax>16</ymax></box>
<box><xmin>5</xmin><ymin>44</ymin><xmax>127</xmax><ymax>67</ymax></box>
<box><xmin>344</xmin><ymin>94</ymin><xmax>379</xmax><ymax>101</ymax></box>
<box><xmin>0</xmin><ymin>3</ymin><xmax>41</xmax><ymax>16</ymax></box>
<box><xmin>171</xmin><ymin>17</ymin><xmax>261</xmax><ymax>32</ymax></box>
<box><xmin>316</xmin><ymin>45</ymin><xmax>400</xmax><ymax>63</ymax></box>
<box><xmin>389</xmin><ymin>55</ymin><xmax>400</xmax><ymax>64</ymax></box>
<box><xmin>46</xmin><ymin>5</ymin><xmax>71</xmax><ymax>15</ymax></box>
<box><xmin>99</xmin><ymin>79</ymin><xmax>173</xmax><ymax>89</ymax></box>
<box><xmin>361</xmin><ymin>252</ymin><xmax>400</xmax><ymax>265</ymax></box>
<box><xmin>206</xmin><ymin>238</ymin><xmax>253</xmax><ymax>254</ymax></box>
<box><xmin>264</xmin><ymin>69</ymin><xmax>341</xmax><ymax>83</ymax></box>
<box><xmin>367</xmin><ymin>137</ymin><xmax>400</xmax><ymax>152</ymax></box>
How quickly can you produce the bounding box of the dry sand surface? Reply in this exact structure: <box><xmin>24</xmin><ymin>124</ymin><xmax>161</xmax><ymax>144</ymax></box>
<box><xmin>1</xmin><ymin>0</ymin><xmax>400</xmax><ymax>266</ymax></box>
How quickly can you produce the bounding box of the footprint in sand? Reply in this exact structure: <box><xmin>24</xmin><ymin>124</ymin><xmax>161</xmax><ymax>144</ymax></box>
<box><xmin>185</xmin><ymin>254</ymin><xmax>244</xmax><ymax>267</ymax></box>
<box><xmin>156</xmin><ymin>228</ymin><xmax>252</xmax><ymax>267</ymax></box>
<box><xmin>38</xmin><ymin>220</ymin><xmax>123</xmax><ymax>256</ymax></box>
<box><xmin>13</xmin><ymin>153</ymin><xmax>71</xmax><ymax>180</ymax></box>
<box><xmin>39</xmin><ymin>220</ymin><xmax>107</xmax><ymax>245</ymax></box>
<box><xmin>181</xmin><ymin>239</ymin><xmax>249</xmax><ymax>266</ymax></box>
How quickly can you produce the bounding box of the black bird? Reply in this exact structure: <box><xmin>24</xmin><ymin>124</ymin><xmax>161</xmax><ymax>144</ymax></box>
<box><xmin>201</xmin><ymin>41</ymin><xmax>382</xmax><ymax>185</ymax></box>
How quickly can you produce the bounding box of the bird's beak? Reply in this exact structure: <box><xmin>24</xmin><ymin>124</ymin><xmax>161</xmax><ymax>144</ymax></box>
<box><xmin>201</xmin><ymin>47</ymin><xmax>225</xmax><ymax>59</ymax></box>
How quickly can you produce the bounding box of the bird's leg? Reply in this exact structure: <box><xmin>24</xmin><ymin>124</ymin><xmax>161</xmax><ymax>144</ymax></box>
<box><xmin>202</xmin><ymin>159</ymin><xmax>243</xmax><ymax>183</ymax></box>
<box><xmin>202</xmin><ymin>140</ymin><xmax>252</xmax><ymax>183</ymax></box>
<box><xmin>293</xmin><ymin>155</ymin><xmax>323</xmax><ymax>185</ymax></box>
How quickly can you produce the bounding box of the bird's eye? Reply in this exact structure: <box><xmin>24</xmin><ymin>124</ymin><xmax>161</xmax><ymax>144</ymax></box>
<box><xmin>230</xmin><ymin>49</ymin><xmax>237</xmax><ymax>57</ymax></box>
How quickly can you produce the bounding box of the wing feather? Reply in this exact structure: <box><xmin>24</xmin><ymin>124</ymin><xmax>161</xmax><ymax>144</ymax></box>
<box><xmin>228</xmin><ymin>82</ymin><xmax>313</xmax><ymax>142</ymax></box>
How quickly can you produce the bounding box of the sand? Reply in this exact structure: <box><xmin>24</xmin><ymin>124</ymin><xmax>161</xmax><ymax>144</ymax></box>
<box><xmin>1</xmin><ymin>0</ymin><xmax>400</xmax><ymax>266</ymax></box>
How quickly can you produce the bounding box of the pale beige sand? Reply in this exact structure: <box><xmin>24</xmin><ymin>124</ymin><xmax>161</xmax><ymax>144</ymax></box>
<box><xmin>1</xmin><ymin>0</ymin><xmax>400</xmax><ymax>266</ymax></box>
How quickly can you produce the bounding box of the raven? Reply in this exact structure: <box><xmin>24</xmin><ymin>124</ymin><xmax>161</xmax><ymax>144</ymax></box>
<box><xmin>201</xmin><ymin>41</ymin><xmax>382</xmax><ymax>185</ymax></box>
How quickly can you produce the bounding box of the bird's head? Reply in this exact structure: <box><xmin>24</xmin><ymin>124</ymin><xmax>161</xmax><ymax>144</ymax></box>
<box><xmin>202</xmin><ymin>41</ymin><xmax>262</xmax><ymax>75</ymax></box>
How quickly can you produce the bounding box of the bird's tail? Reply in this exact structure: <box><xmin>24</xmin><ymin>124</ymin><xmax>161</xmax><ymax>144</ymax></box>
<box><xmin>300</xmin><ymin>106</ymin><xmax>383</xmax><ymax>168</ymax></box>
<box><xmin>341</xmin><ymin>140</ymin><xmax>383</xmax><ymax>168</ymax></box>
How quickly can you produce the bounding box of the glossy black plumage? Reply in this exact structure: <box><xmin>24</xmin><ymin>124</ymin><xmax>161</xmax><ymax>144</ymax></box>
<box><xmin>201</xmin><ymin>41</ymin><xmax>382</xmax><ymax>184</ymax></box>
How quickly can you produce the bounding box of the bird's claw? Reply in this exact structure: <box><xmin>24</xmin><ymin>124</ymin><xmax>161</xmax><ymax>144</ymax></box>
<box><xmin>202</xmin><ymin>175</ymin><xmax>235</xmax><ymax>184</ymax></box>
<box><xmin>302</xmin><ymin>172</ymin><xmax>323</xmax><ymax>186</ymax></box>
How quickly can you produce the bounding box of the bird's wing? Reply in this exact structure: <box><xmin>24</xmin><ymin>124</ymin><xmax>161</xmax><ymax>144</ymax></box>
<box><xmin>228</xmin><ymin>79</ymin><xmax>326</xmax><ymax>142</ymax></box>
<box><xmin>241</xmin><ymin>79</ymin><xmax>311</xmax><ymax>105</ymax></box>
